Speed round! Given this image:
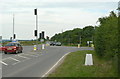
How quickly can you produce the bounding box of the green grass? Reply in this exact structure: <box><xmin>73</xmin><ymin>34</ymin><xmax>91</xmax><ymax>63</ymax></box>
<box><xmin>48</xmin><ymin>50</ymin><xmax>118</xmax><ymax>77</ymax></box>
<box><xmin>19</xmin><ymin>41</ymin><xmax>42</xmax><ymax>46</ymax></box>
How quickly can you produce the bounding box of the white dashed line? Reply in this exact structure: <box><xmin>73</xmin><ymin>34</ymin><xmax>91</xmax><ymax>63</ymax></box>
<box><xmin>9</xmin><ymin>57</ymin><xmax>20</xmax><ymax>62</ymax></box>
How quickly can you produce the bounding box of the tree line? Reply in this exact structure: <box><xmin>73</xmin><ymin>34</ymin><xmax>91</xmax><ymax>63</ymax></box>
<box><xmin>51</xmin><ymin>11</ymin><xmax>119</xmax><ymax>58</ymax></box>
<box><xmin>51</xmin><ymin>26</ymin><xmax>95</xmax><ymax>46</ymax></box>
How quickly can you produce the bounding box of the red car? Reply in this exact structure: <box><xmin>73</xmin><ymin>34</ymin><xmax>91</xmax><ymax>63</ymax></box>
<box><xmin>4</xmin><ymin>42</ymin><xmax>23</xmax><ymax>54</ymax></box>
<box><xmin>0</xmin><ymin>47</ymin><xmax>5</xmax><ymax>51</ymax></box>
<box><xmin>0</xmin><ymin>44</ymin><xmax>5</xmax><ymax>52</ymax></box>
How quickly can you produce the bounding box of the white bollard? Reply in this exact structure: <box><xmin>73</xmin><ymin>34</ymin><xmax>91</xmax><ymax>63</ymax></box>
<box><xmin>42</xmin><ymin>44</ymin><xmax>45</xmax><ymax>49</ymax></box>
<box><xmin>85</xmin><ymin>54</ymin><xmax>93</xmax><ymax>66</ymax></box>
<box><xmin>78</xmin><ymin>44</ymin><xmax>80</xmax><ymax>48</ymax></box>
<box><xmin>34</xmin><ymin>45</ymin><xmax>37</xmax><ymax>51</ymax></box>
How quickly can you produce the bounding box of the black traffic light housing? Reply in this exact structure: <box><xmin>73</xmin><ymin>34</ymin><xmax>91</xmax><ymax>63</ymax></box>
<box><xmin>13</xmin><ymin>34</ymin><xmax>16</xmax><ymax>39</ymax></box>
<box><xmin>41</xmin><ymin>31</ymin><xmax>44</xmax><ymax>39</ymax></box>
<box><xmin>34</xmin><ymin>9</ymin><xmax>37</xmax><ymax>15</ymax></box>
<box><xmin>39</xmin><ymin>33</ymin><xmax>42</xmax><ymax>39</ymax></box>
<box><xmin>34</xmin><ymin>30</ymin><xmax>37</xmax><ymax>36</ymax></box>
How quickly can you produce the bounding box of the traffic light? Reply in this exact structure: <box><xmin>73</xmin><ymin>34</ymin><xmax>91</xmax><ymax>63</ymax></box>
<box><xmin>13</xmin><ymin>34</ymin><xmax>16</xmax><ymax>39</ymax></box>
<box><xmin>39</xmin><ymin>33</ymin><xmax>42</xmax><ymax>39</ymax></box>
<box><xmin>10</xmin><ymin>37</ymin><xmax>12</xmax><ymax>41</ymax></box>
<box><xmin>34</xmin><ymin>30</ymin><xmax>37</xmax><ymax>36</ymax></box>
<box><xmin>34</xmin><ymin>9</ymin><xmax>37</xmax><ymax>15</ymax></box>
<box><xmin>46</xmin><ymin>36</ymin><xmax>49</xmax><ymax>40</ymax></box>
<box><xmin>41</xmin><ymin>31</ymin><xmax>44</xmax><ymax>39</ymax></box>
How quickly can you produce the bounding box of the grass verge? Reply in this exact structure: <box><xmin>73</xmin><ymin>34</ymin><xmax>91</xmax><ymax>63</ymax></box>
<box><xmin>19</xmin><ymin>41</ymin><xmax>41</xmax><ymax>46</ymax></box>
<box><xmin>48</xmin><ymin>50</ymin><xmax>118</xmax><ymax>77</ymax></box>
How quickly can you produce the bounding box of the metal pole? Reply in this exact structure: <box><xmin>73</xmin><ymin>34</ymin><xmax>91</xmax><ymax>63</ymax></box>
<box><xmin>13</xmin><ymin>14</ymin><xmax>14</xmax><ymax>40</ymax></box>
<box><xmin>36</xmin><ymin>9</ymin><xmax>38</xmax><ymax>50</ymax></box>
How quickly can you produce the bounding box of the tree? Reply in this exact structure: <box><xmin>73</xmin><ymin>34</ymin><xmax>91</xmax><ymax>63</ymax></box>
<box><xmin>94</xmin><ymin>11</ymin><xmax>118</xmax><ymax>58</ymax></box>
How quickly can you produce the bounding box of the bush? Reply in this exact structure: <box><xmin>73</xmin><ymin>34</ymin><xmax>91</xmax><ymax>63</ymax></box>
<box><xmin>94</xmin><ymin>11</ymin><xmax>118</xmax><ymax>58</ymax></box>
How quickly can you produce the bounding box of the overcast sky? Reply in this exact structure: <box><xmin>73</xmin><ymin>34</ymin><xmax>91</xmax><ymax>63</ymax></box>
<box><xmin>0</xmin><ymin>0</ymin><xmax>118</xmax><ymax>40</ymax></box>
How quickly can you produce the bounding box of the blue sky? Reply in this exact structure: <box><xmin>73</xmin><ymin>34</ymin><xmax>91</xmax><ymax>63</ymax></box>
<box><xmin>0</xmin><ymin>0</ymin><xmax>118</xmax><ymax>40</ymax></box>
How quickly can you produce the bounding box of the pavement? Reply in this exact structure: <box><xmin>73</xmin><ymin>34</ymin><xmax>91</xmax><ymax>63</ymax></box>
<box><xmin>0</xmin><ymin>45</ymin><xmax>94</xmax><ymax>78</ymax></box>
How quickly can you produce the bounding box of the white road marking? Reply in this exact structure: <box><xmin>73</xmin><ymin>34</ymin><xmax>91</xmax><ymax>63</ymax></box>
<box><xmin>12</xmin><ymin>61</ymin><xmax>21</xmax><ymax>65</ymax></box>
<box><xmin>2</xmin><ymin>57</ymin><xmax>11</xmax><ymax>61</ymax></box>
<box><xmin>17</xmin><ymin>55</ymin><xmax>30</xmax><ymax>59</ymax></box>
<box><xmin>0</xmin><ymin>61</ymin><xmax>8</xmax><ymax>66</ymax></box>
<box><xmin>2</xmin><ymin>57</ymin><xmax>21</xmax><ymax>66</ymax></box>
<box><xmin>9</xmin><ymin>57</ymin><xmax>20</xmax><ymax>62</ymax></box>
<box><xmin>42</xmin><ymin>52</ymin><xmax>70</xmax><ymax>77</ymax></box>
<box><xmin>29</xmin><ymin>53</ymin><xmax>41</xmax><ymax>56</ymax></box>
<box><xmin>22</xmin><ymin>54</ymin><xmax>38</xmax><ymax>57</ymax></box>
<box><xmin>30</xmin><ymin>52</ymin><xmax>41</xmax><ymax>55</ymax></box>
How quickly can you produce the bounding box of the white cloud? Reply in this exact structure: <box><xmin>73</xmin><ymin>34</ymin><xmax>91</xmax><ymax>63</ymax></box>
<box><xmin>1</xmin><ymin>0</ymin><xmax>118</xmax><ymax>39</ymax></box>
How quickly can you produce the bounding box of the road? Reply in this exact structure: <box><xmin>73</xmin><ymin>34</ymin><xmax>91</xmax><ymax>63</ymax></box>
<box><xmin>1</xmin><ymin>45</ymin><xmax>93</xmax><ymax>78</ymax></box>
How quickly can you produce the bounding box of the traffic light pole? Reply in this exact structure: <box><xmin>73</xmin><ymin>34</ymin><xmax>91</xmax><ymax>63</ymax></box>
<box><xmin>36</xmin><ymin>12</ymin><xmax>38</xmax><ymax>50</ymax></box>
<box><xmin>34</xmin><ymin>8</ymin><xmax>38</xmax><ymax>50</ymax></box>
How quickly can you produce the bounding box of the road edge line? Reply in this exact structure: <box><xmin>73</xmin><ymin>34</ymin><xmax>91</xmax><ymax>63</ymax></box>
<box><xmin>41</xmin><ymin>52</ymin><xmax>70</xmax><ymax>77</ymax></box>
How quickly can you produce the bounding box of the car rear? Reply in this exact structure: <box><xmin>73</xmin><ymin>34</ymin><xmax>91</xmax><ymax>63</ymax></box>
<box><xmin>4</xmin><ymin>46</ymin><xmax>17</xmax><ymax>53</ymax></box>
<box><xmin>4</xmin><ymin>42</ymin><xmax>23</xmax><ymax>54</ymax></box>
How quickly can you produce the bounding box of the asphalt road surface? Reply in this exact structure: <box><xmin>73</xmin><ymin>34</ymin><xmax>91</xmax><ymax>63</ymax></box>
<box><xmin>1</xmin><ymin>45</ymin><xmax>93</xmax><ymax>78</ymax></box>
